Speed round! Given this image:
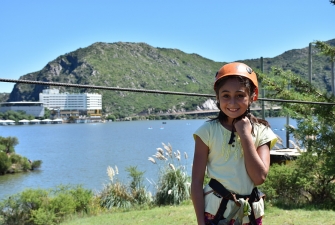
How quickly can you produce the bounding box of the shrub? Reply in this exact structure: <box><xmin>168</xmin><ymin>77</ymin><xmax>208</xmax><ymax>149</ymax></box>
<box><xmin>155</xmin><ymin>167</ymin><xmax>190</xmax><ymax>205</ymax></box>
<box><xmin>84</xmin><ymin>195</ymin><xmax>105</xmax><ymax>216</ymax></box>
<box><xmin>9</xmin><ymin>153</ymin><xmax>21</xmax><ymax>164</ymax></box>
<box><xmin>49</xmin><ymin>185</ymin><xmax>94</xmax><ymax>218</ymax></box>
<box><xmin>98</xmin><ymin>166</ymin><xmax>133</xmax><ymax>210</ymax></box>
<box><xmin>261</xmin><ymin>152</ymin><xmax>335</xmax><ymax>209</ymax></box>
<box><xmin>97</xmin><ymin>166</ymin><xmax>152</xmax><ymax>210</ymax></box>
<box><xmin>260</xmin><ymin>162</ymin><xmax>301</xmax><ymax>206</ymax></box>
<box><xmin>293</xmin><ymin>152</ymin><xmax>335</xmax><ymax>207</ymax></box>
<box><xmin>0</xmin><ymin>136</ymin><xmax>18</xmax><ymax>154</ymax></box>
<box><xmin>31</xmin><ymin>207</ymin><xmax>56</xmax><ymax>225</ymax></box>
<box><xmin>20</xmin><ymin>157</ymin><xmax>31</xmax><ymax>171</ymax></box>
<box><xmin>99</xmin><ymin>182</ymin><xmax>133</xmax><ymax>209</ymax></box>
<box><xmin>106</xmin><ymin>114</ymin><xmax>116</xmax><ymax>121</ymax></box>
<box><xmin>148</xmin><ymin>143</ymin><xmax>190</xmax><ymax>205</ymax></box>
<box><xmin>31</xmin><ymin>160</ymin><xmax>42</xmax><ymax>170</ymax></box>
<box><xmin>48</xmin><ymin>193</ymin><xmax>76</xmax><ymax>220</ymax></box>
<box><xmin>0</xmin><ymin>189</ymin><xmax>49</xmax><ymax>225</ymax></box>
<box><xmin>68</xmin><ymin>185</ymin><xmax>94</xmax><ymax>213</ymax></box>
<box><xmin>0</xmin><ymin>152</ymin><xmax>11</xmax><ymax>175</ymax></box>
<box><xmin>0</xmin><ymin>185</ymin><xmax>95</xmax><ymax>225</ymax></box>
<box><xmin>126</xmin><ymin>166</ymin><xmax>152</xmax><ymax>205</ymax></box>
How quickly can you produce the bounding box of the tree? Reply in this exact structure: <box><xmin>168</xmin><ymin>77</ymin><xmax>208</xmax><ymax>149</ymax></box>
<box><xmin>258</xmin><ymin>67</ymin><xmax>335</xmax><ymax>207</ymax></box>
<box><xmin>0</xmin><ymin>136</ymin><xmax>19</xmax><ymax>154</ymax></box>
<box><xmin>330</xmin><ymin>0</ymin><xmax>335</xmax><ymax>5</ymax></box>
<box><xmin>0</xmin><ymin>152</ymin><xmax>11</xmax><ymax>174</ymax></box>
<box><xmin>314</xmin><ymin>40</ymin><xmax>335</xmax><ymax>95</ymax></box>
<box><xmin>43</xmin><ymin>108</ymin><xmax>51</xmax><ymax>119</ymax></box>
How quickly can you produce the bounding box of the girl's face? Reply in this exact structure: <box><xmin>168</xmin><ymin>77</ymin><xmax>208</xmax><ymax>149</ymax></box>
<box><xmin>216</xmin><ymin>77</ymin><xmax>252</xmax><ymax>121</ymax></box>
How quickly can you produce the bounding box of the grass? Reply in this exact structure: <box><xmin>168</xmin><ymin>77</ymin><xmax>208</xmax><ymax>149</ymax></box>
<box><xmin>60</xmin><ymin>201</ymin><xmax>335</xmax><ymax>225</ymax></box>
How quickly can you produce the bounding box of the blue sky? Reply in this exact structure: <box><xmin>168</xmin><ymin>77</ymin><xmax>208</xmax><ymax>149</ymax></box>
<box><xmin>0</xmin><ymin>0</ymin><xmax>334</xmax><ymax>93</ymax></box>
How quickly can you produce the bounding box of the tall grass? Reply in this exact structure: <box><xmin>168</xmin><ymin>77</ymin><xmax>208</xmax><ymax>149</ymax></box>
<box><xmin>97</xmin><ymin>165</ymin><xmax>152</xmax><ymax>210</ymax></box>
<box><xmin>148</xmin><ymin>143</ymin><xmax>191</xmax><ymax>205</ymax></box>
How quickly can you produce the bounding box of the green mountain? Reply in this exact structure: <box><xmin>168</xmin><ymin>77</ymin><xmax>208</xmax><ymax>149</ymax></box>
<box><xmin>244</xmin><ymin>39</ymin><xmax>335</xmax><ymax>92</ymax></box>
<box><xmin>7</xmin><ymin>39</ymin><xmax>335</xmax><ymax>117</ymax></box>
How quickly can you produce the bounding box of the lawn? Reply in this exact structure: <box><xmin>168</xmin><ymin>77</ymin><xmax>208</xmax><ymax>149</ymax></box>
<box><xmin>61</xmin><ymin>202</ymin><xmax>335</xmax><ymax>225</ymax></box>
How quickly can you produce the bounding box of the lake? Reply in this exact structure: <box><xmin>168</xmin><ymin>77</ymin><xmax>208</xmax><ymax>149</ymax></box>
<box><xmin>0</xmin><ymin>117</ymin><xmax>296</xmax><ymax>200</ymax></box>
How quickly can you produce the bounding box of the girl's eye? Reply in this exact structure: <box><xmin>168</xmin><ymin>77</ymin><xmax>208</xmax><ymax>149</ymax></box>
<box><xmin>222</xmin><ymin>94</ymin><xmax>230</xmax><ymax>98</ymax></box>
<box><xmin>237</xmin><ymin>94</ymin><xmax>245</xmax><ymax>98</ymax></box>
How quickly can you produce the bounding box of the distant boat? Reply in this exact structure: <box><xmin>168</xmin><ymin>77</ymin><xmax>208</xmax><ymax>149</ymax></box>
<box><xmin>160</xmin><ymin>126</ymin><xmax>164</xmax><ymax>129</ymax></box>
<box><xmin>148</xmin><ymin>127</ymin><xmax>153</xmax><ymax>129</ymax></box>
<box><xmin>162</xmin><ymin>122</ymin><xmax>166</xmax><ymax>124</ymax></box>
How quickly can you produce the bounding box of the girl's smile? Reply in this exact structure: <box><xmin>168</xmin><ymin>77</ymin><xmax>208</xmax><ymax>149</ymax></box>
<box><xmin>217</xmin><ymin>77</ymin><xmax>251</xmax><ymax>123</ymax></box>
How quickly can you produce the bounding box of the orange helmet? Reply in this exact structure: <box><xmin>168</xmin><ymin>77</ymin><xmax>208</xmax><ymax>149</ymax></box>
<box><xmin>214</xmin><ymin>62</ymin><xmax>259</xmax><ymax>101</ymax></box>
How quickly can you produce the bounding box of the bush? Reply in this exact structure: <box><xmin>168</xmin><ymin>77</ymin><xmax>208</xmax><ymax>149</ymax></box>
<box><xmin>293</xmin><ymin>152</ymin><xmax>335</xmax><ymax>207</ymax></box>
<box><xmin>261</xmin><ymin>152</ymin><xmax>335</xmax><ymax>209</ymax></box>
<box><xmin>0</xmin><ymin>185</ymin><xmax>95</xmax><ymax>225</ymax></box>
<box><xmin>68</xmin><ymin>186</ymin><xmax>94</xmax><ymax>213</ymax></box>
<box><xmin>97</xmin><ymin>166</ymin><xmax>152</xmax><ymax>210</ymax></box>
<box><xmin>9</xmin><ymin>153</ymin><xmax>21</xmax><ymax>164</ymax></box>
<box><xmin>260</xmin><ymin>162</ymin><xmax>302</xmax><ymax>206</ymax></box>
<box><xmin>31</xmin><ymin>207</ymin><xmax>56</xmax><ymax>225</ymax></box>
<box><xmin>0</xmin><ymin>152</ymin><xmax>11</xmax><ymax>175</ymax></box>
<box><xmin>126</xmin><ymin>166</ymin><xmax>152</xmax><ymax>205</ymax></box>
<box><xmin>148</xmin><ymin>143</ymin><xmax>190</xmax><ymax>206</ymax></box>
<box><xmin>20</xmin><ymin>157</ymin><xmax>31</xmax><ymax>171</ymax></box>
<box><xmin>49</xmin><ymin>193</ymin><xmax>76</xmax><ymax>220</ymax></box>
<box><xmin>155</xmin><ymin>168</ymin><xmax>190</xmax><ymax>205</ymax></box>
<box><xmin>31</xmin><ymin>160</ymin><xmax>42</xmax><ymax>170</ymax></box>
<box><xmin>99</xmin><ymin>182</ymin><xmax>133</xmax><ymax>210</ymax></box>
<box><xmin>106</xmin><ymin>114</ymin><xmax>116</xmax><ymax>121</ymax></box>
<box><xmin>0</xmin><ymin>189</ymin><xmax>49</xmax><ymax>225</ymax></box>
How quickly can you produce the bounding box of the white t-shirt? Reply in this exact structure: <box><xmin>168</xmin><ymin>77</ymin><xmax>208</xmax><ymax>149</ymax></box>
<box><xmin>193</xmin><ymin>119</ymin><xmax>278</xmax><ymax>195</ymax></box>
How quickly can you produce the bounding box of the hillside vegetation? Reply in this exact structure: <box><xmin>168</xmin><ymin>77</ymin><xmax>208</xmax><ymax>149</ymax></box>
<box><xmin>7</xmin><ymin>39</ymin><xmax>335</xmax><ymax>117</ymax></box>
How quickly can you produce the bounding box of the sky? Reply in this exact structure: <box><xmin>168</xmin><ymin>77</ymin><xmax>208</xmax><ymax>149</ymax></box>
<box><xmin>0</xmin><ymin>0</ymin><xmax>334</xmax><ymax>93</ymax></box>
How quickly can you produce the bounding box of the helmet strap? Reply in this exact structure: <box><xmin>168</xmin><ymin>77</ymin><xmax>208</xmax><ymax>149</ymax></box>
<box><xmin>228</xmin><ymin>122</ymin><xmax>236</xmax><ymax>145</ymax></box>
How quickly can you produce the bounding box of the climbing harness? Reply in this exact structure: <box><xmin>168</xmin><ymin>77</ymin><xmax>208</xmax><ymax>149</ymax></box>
<box><xmin>207</xmin><ymin>179</ymin><xmax>265</xmax><ymax>225</ymax></box>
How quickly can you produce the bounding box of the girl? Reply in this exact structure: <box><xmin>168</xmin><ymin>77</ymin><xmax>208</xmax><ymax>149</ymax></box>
<box><xmin>191</xmin><ymin>62</ymin><xmax>277</xmax><ymax>225</ymax></box>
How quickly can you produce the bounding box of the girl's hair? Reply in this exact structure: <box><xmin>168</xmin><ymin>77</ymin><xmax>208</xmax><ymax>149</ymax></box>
<box><xmin>210</xmin><ymin>76</ymin><xmax>270</xmax><ymax>131</ymax></box>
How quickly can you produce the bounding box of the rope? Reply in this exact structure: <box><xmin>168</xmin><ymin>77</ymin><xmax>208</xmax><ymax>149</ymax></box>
<box><xmin>1</xmin><ymin>78</ymin><xmax>335</xmax><ymax>106</ymax></box>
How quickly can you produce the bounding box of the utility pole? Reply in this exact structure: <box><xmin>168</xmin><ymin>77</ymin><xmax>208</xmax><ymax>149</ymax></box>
<box><xmin>286</xmin><ymin>84</ymin><xmax>290</xmax><ymax>148</ymax></box>
<box><xmin>260</xmin><ymin>57</ymin><xmax>265</xmax><ymax>119</ymax></box>
<box><xmin>308</xmin><ymin>43</ymin><xmax>312</xmax><ymax>83</ymax></box>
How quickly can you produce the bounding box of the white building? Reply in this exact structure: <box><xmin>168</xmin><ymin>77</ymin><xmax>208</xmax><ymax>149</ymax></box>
<box><xmin>0</xmin><ymin>102</ymin><xmax>45</xmax><ymax>117</ymax></box>
<box><xmin>39</xmin><ymin>89</ymin><xmax>102</xmax><ymax>116</ymax></box>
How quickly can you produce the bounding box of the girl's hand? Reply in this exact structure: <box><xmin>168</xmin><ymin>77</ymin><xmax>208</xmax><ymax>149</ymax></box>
<box><xmin>233</xmin><ymin>116</ymin><xmax>252</xmax><ymax>136</ymax></box>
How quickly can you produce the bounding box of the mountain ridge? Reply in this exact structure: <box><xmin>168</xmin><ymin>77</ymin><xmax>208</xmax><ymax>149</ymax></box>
<box><xmin>6</xmin><ymin>39</ymin><xmax>335</xmax><ymax>118</ymax></box>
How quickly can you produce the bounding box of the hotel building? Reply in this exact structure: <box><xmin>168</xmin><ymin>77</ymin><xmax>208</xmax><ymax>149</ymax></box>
<box><xmin>39</xmin><ymin>89</ymin><xmax>102</xmax><ymax>117</ymax></box>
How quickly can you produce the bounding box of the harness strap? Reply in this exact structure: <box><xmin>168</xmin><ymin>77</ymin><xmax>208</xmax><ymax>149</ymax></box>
<box><xmin>209</xmin><ymin>179</ymin><xmax>250</xmax><ymax>200</ymax></box>
<box><xmin>211</xmin><ymin>198</ymin><xmax>229</xmax><ymax>224</ymax></box>
<box><xmin>208</xmin><ymin>179</ymin><xmax>262</xmax><ymax>225</ymax></box>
